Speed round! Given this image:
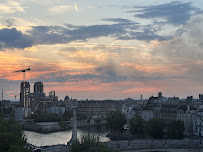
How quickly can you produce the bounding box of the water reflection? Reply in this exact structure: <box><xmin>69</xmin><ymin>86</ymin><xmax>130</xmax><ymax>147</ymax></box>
<box><xmin>23</xmin><ymin>126</ymin><xmax>110</xmax><ymax>146</ymax></box>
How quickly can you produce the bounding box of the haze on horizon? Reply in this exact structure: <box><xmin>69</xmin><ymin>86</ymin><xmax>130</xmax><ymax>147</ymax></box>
<box><xmin>1</xmin><ymin>0</ymin><xmax>203</xmax><ymax>100</ymax></box>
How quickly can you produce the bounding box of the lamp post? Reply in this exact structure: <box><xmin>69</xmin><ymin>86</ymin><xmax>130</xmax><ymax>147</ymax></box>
<box><xmin>163</xmin><ymin>127</ymin><xmax>167</xmax><ymax>146</ymax></box>
<box><xmin>1</xmin><ymin>88</ymin><xmax>3</xmax><ymax>114</ymax></box>
<box><xmin>200</xmin><ymin>113</ymin><xmax>202</xmax><ymax>145</ymax></box>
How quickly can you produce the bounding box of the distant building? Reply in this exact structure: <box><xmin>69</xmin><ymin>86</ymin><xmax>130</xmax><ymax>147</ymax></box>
<box><xmin>177</xmin><ymin>105</ymin><xmax>196</xmax><ymax>135</ymax></box>
<box><xmin>1</xmin><ymin>100</ymin><xmax>19</xmax><ymax>114</ymax></box>
<box><xmin>30</xmin><ymin>82</ymin><xmax>46</xmax><ymax>112</ymax></box>
<box><xmin>15</xmin><ymin>107</ymin><xmax>31</xmax><ymax>121</ymax></box>
<box><xmin>35</xmin><ymin>98</ymin><xmax>54</xmax><ymax>112</ymax></box>
<box><xmin>30</xmin><ymin>93</ymin><xmax>46</xmax><ymax>112</ymax></box>
<box><xmin>136</xmin><ymin>99</ymin><xmax>148</xmax><ymax>106</ymax></box>
<box><xmin>148</xmin><ymin>96</ymin><xmax>158</xmax><ymax>104</ymax></box>
<box><xmin>20</xmin><ymin>81</ymin><xmax>30</xmax><ymax>108</ymax></box>
<box><xmin>158</xmin><ymin>92</ymin><xmax>162</xmax><ymax>99</ymax></box>
<box><xmin>148</xmin><ymin>92</ymin><xmax>167</xmax><ymax>104</ymax></box>
<box><xmin>160</xmin><ymin>104</ymin><xmax>178</xmax><ymax>122</ymax></box>
<box><xmin>186</xmin><ymin>96</ymin><xmax>193</xmax><ymax>102</ymax></box>
<box><xmin>199</xmin><ymin>94</ymin><xmax>203</xmax><ymax>101</ymax></box>
<box><xmin>34</xmin><ymin>81</ymin><xmax>44</xmax><ymax>94</ymax></box>
<box><xmin>49</xmin><ymin>91</ymin><xmax>58</xmax><ymax>103</ymax></box>
<box><xmin>49</xmin><ymin>107</ymin><xmax>65</xmax><ymax>117</ymax></box>
<box><xmin>122</xmin><ymin>103</ymin><xmax>137</xmax><ymax>125</ymax></box>
<box><xmin>193</xmin><ymin>106</ymin><xmax>203</xmax><ymax>137</ymax></box>
<box><xmin>64</xmin><ymin>95</ymin><xmax>70</xmax><ymax>104</ymax></box>
<box><xmin>141</xmin><ymin>109</ymin><xmax>154</xmax><ymax>121</ymax></box>
<box><xmin>77</xmin><ymin>100</ymin><xmax>122</xmax><ymax>118</ymax></box>
<box><xmin>167</xmin><ymin>96</ymin><xmax>180</xmax><ymax>103</ymax></box>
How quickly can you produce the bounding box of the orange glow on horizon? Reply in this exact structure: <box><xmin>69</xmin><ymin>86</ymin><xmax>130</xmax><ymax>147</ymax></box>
<box><xmin>43</xmin><ymin>80</ymin><xmax>165</xmax><ymax>99</ymax></box>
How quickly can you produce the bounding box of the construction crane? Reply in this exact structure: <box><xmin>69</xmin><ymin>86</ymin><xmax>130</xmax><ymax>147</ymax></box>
<box><xmin>13</xmin><ymin>68</ymin><xmax>31</xmax><ymax>108</ymax></box>
<box><xmin>13</xmin><ymin>68</ymin><xmax>30</xmax><ymax>81</ymax></box>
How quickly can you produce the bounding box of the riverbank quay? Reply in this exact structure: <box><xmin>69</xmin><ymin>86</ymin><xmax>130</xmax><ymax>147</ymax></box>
<box><xmin>23</xmin><ymin>118</ymin><xmax>106</xmax><ymax>133</ymax></box>
<box><xmin>29</xmin><ymin>138</ymin><xmax>203</xmax><ymax>152</ymax></box>
<box><xmin>118</xmin><ymin>148</ymin><xmax>203</xmax><ymax>152</ymax></box>
<box><xmin>105</xmin><ymin>139</ymin><xmax>203</xmax><ymax>151</ymax></box>
<box><xmin>41</xmin><ymin>145</ymin><xmax>67</xmax><ymax>152</ymax></box>
<box><xmin>25</xmin><ymin>142</ymin><xmax>68</xmax><ymax>152</ymax></box>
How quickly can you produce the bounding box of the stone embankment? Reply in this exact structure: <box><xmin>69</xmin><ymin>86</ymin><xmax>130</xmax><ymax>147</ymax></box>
<box><xmin>105</xmin><ymin>139</ymin><xmax>203</xmax><ymax>152</ymax></box>
<box><xmin>23</xmin><ymin>118</ymin><xmax>106</xmax><ymax>133</ymax></box>
<box><xmin>30</xmin><ymin>139</ymin><xmax>203</xmax><ymax>152</ymax></box>
<box><xmin>41</xmin><ymin>145</ymin><xmax>67</xmax><ymax>152</ymax></box>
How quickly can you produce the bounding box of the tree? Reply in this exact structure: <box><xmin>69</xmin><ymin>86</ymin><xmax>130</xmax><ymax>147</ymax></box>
<box><xmin>70</xmin><ymin>134</ymin><xmax>114</xmax><ymax>152</ymax></box>
<box><xmin>77</xmin><ymin>113</ymin><xmax>87</xmax><ymax>120</ymax></box>
<box><xmin>106</xmin><ymin>110</ymin><xmax>127</xmax><ymax>133</ymax></box>
<box><xmin>129</xmin><ymin>114</ymin><xmax>145</xmax><ymax>135</ymax></box>
<box><xmin>167</xmin><ymin>120</ymin><xmax>184</xmax><ymax>139</ymax></box>
<box><xmin>9</xmin><ymin>145</ymin><xmax>31</xmax><ymax>152</ymax></box>
<box><xmin>146</xmin><ymin>118</ymin><xmax>165</xmax><ymax>139</ymax></box>
<box><xmin>63</xmin><ymin>110</ymin><xmax>73</xmax><ymax>120</ymax></box>
<box><xmin>0</xmin><ymin>116</ymin><xmax>31</xmax><ymax>152</ymax></box>
<box><xmin>58</xmin><ymin>121</ymin><xmax>70</xmax><ymax>130</ymax></box>
<box><xmin>0</xmin><ymin>133</ymin><xmax>25</xmax><ymax>152</ymax></box>
<box><xmin>33</xmin><ymin>113</ymin><xmax>62</xmax><ymax>122</ymax></box>
<box><xmin>63</xmin><ymin>110</ymin><xmax>87</xmax><ymax>120</ymax></box>
<box><xmin>0</xmin><ymin>116</ymin><xmax>7</xmax><ymax>133</ymax></box>
<box><xmin>70</xmin><ymin>140</ymin><xmax>81</xmax><ymax>152</ymax></box>
<box><xmin>7</xmin><ymin>118</ymin><xmax>22</xmax><ymax>138</ymax></box>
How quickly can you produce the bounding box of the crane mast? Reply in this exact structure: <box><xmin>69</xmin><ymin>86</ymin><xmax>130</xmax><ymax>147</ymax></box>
<box><xmin>13</xmin><ymin>68</ymin><xmax>31</xmax><ymax>108</ymax></box>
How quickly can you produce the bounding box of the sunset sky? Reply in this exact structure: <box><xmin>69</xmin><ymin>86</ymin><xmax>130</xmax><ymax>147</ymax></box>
<box><xmin>1</xmin><ymin>0</ymin><xmax>203</xmax><ymax>100</ymax></box>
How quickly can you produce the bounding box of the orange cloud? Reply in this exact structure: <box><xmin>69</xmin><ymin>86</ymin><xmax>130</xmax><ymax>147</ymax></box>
<box><xmin>55</xmin><ymin>49</ymin><xmax>119</xmax><ymax>63</ymax></box>
<box><xmin>5</xmin><ymin>91</ymin><xmax>14</xmax><ymax>94</ymax></box>
<box><xmin>0</xmin><ymin>51</ymin><xmax>46</xmax><ymax>80</ymax></box>
<box><xmin>0</xmin><ymin>46</ymin><xmax>97</xmax><ymax>81</ymax></box>
<box><xmin>121</xmin><ymin>62</ymin><xmax>187</xmax><ymax>75</ymax></box>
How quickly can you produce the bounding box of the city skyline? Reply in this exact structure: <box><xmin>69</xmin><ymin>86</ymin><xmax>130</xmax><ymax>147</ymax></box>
<box><xmin>1</xmin><ymin>0</ymin><xmax>203</xmax><ymax>100</ymax></box>
<box><xmin>1</xmin><ymin>79</ymin><xmax>203</xmax><ymax>101</ymax></box>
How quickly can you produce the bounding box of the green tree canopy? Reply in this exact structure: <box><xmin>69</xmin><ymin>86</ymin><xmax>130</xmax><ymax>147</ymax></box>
<box><xmin>146</xmin><ymin>118</ymin><xmax>165</xmax><ymax>139</ymax></box>
<box><xmin>0</xmin><ymin>133</ymin><xmax>25</xmax><ymax>152</ymax></box>
<box><xmin>70</xmin><ymin>134</ymin><xmax>114</xmax><ymax>152</ymax></box>
<box><xmin>77</xmin><ymin>113</ymin><xmax>87</xmax><ymax>120</ymax></box>
<box><xmin>8</xmin><ymin>145</ymin><xmax>31</xmax><ymax>152</ymax></box>
<box><xmin>31</xmin><ymin>112</ymin><xmax>62</xmax><ymax>122</ymax></box>
<box><xmin>7</xmin><ymin>118</ymin><xmax>22</xmax><ymax>138</ymax></box>
<box><xmin>63</xmin><ymin>110</ymin><xmax>73</xmax><ymax>120</ymax></box>
<box><xmin>63</xmin><ymin>110</ymin><xmax>87</xmax><ymax>120</ymax></box>
<box><xmin>129</xmin><ymin>114</ymin><xmax>145</xmax><ymax>135</ymax></box>
<box><xmin>106</xmin><ymin>110</ymin><xmax>127</xmax><ymax>133</ymax></box>
<box><xmin>167</xmin><ymin>120</ymin><xmax>184</xmax><ymax>139</ymax></box>
<box><xmin>0</xmin><ymin>116</ymin><xmax>31</xmax><ymax>152</ymax></box>
<box><xmin>0</xmin><ymin>115</ymin><xmax>7</xmax><ymax>133</ymax></box>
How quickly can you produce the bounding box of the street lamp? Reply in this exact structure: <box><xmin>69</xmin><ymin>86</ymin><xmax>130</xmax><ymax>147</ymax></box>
<box><xmin>200</xmin><ymin>113</ymin><xmax>202</xmax><ymax>145</ymax></box>
<box><xmin>165</xmin><ymin>136</ymin><xmax>168</xmax><ymax>146</ymax></box>
<box><xmin>163</xmin><ymin>127</ymin><xmax>167</xmax><ymax>146</ymax></box>
<box><xmin>1</xmin><ymin>88</ymin><xmax>3</xmax><ymax>114</ymax></box>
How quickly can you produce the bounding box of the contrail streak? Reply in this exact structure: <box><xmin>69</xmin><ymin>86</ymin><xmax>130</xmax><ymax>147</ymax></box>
<box><xmin>75</xmin><ymin>3</ymin><xmax>78</xmax><ymax>12</ymax></box>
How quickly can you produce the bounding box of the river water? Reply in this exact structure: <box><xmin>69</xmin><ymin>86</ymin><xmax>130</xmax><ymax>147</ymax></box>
<box><xmin>23</xmin><ymin>126</ymin><xmax>110</xmax><ymax>147</ymax></box>
<box><xmin>23</xmin><ymin>127</ymin><xmax>202</xmax><ymax>152</ymax></box>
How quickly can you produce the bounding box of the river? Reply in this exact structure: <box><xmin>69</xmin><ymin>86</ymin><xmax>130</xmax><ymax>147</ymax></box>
<box><xmin>23</xmin><ymin>127</ymin><xmax>202</xmax><ymax>152</ymax></box>
<box><xmin>23</xmin><ymin>126</ymin><xmax>110</xmax><ymax>147</ymax></box>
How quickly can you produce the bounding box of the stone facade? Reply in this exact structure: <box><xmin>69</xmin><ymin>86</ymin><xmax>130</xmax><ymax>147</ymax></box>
<box><xmin>76</xmin><ymin>100</ymin><xmax>122</xmax><ymax>118</ymax></box>
<box><xmin>15</xmin><ymin>107</ymin><xmax>31</xmax><ymax>121</ymax></box>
